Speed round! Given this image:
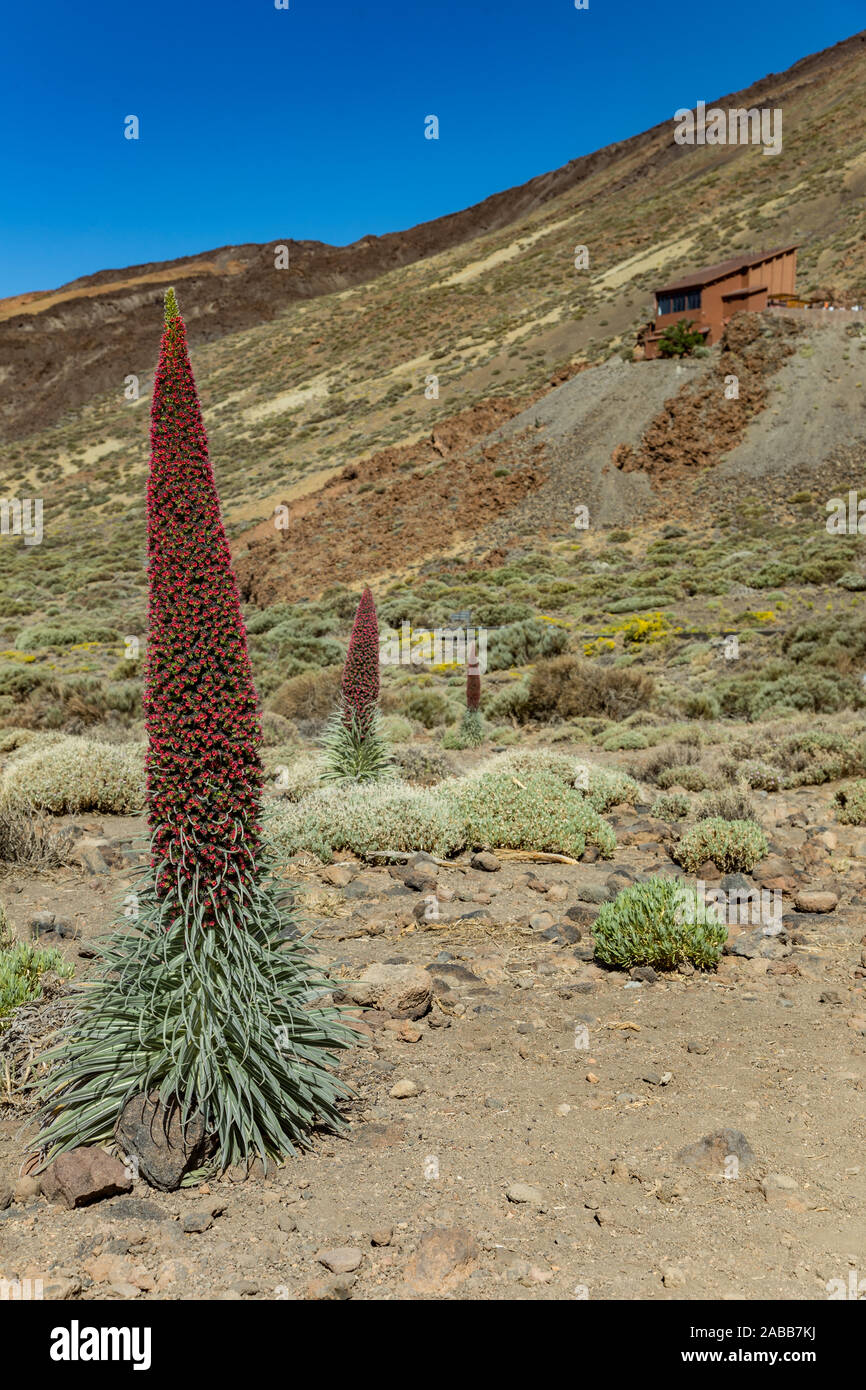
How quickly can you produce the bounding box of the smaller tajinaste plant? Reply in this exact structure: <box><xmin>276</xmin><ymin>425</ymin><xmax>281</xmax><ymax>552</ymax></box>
<box><xmin>321</xmin><ymin>587</ymin><xmax>391</xmax><ymax>783</ymax></box>
<box><xmin>458</xmin><ymin>641</ymin><xmax>485</xmax><ymax>747</ymax></box>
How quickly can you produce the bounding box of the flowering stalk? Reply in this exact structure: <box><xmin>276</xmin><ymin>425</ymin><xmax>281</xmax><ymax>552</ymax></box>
<box><xmin>459</xmin><ymin>641</ymin><xmax>485</xmax><ymax>746</ymax></box>
<box><xmin>145</xmin><ymin>289</ymin><xmax>264</xmax><ymax>925</ymax></box>
<box><xmin>321</xmin><ymin>587</ymin><xmax>391</xmax><ymax>782</ymax></box>
<box><xmin>340</xmin><ymin>586</ymin><xmax>380</xmax><ymax>733</ymax></box>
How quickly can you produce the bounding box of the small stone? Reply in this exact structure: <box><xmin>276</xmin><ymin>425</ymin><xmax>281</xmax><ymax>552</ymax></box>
<box><xmin>182</xmin><ymin>1211</ymin><xmax>213</xmax><ymax>1234</ymax></box>
<box><xmin>402</xmin><ymin>1227</ymin><xmax>480</xmax><ymax>1294</ymax></box>
<box><xmin>12</xmin><ymin>1176</ymin><xmax>42</xmax><ymax>1205</ymax></box>
<box><xmin>529</xmin><ymin>911</ymin><xmax>555</xmax><ymax>932</ymax></box>
<box><xmin>546</xmin><ymin>884</ymin><xmax>568</xmax><ymax>904</ymax></box>
<box><xmin>578</xmin><ymin>884</ymin><xmax>612</xmax><ymax>904</ymax></box>
<box><xmin>340</xmin><ymin>963</ymin><xmax>433</xmax><ymax>1019</ymax></box>
<box><xmin>662</xmin><ymin>1266</ymin><xmax>687</xmax><ymax>1289</ymax></box>
<box><xmin>556</xmin><ymin>1103</ymin><xmax>571</xmax><ymax>1115</ymax></box>
<box><xmin>305</xmin><ymin>1274</ymin><xmax>355</xmax><ymax>1300</ymax></box>
<box><xmin>389</xmin><ymin>1078</ymin><xmax>420</xmax><ymax>1099</ymax></box>
<box><xmin>317</xmin><ymin>1247</ymin><xmax>363</xmax><ymax>1275</ymax></box>
<box><xmin>761</xmin><ymin>1173</ymin><xmax>805</xmax><ymax>1210</ymax></box>
<box><xmin>676</xmin><ymin>1128</ymin><xmax>756</xmax><ymax>1173</ymax></box>
<box><xmin>41</xmin><ymin>1149</ymin><xmax>132</xmax><ymax>1210</ymax></box>
<box><xmin>0</xmin><ymin>1182</ymin><xmax>12</xmax><ymax>1211</ymax></box>
<box><xmin>470</xmin><ymin>852</ymin><xmax>501</xmax><ymax>872</ymax></box>
<box><xmin>687</xmin><ymin>1040</ymin><xmax>709</xmax><ymax>1054</ymax></box>
<box><xmin>505</xmin><ymin>1182</ymin><xmax>547</xmax><ymax>1211</ymax></box>
<box><xmin>44</xmin><ymin>1278</ymin><xmax>82</xmax><ymax>1300</ymax></box>
<box><xmin>322</xmin><ymin>865</ymin><xmax>355</xmax><ymax>887</ymax></box>
<box><xmin>794</xmin><ymin>890</ymin><xmax>838</xmax><ymax>913</ymax></box>
<box><xmin>370</xmin><ymin>1228</ymin><xmax>393</xmax><ymax>1246</ymax></box>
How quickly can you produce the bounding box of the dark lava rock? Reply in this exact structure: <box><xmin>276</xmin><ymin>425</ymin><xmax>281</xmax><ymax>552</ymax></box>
<box><xmin>115</xmin><ymin>1094</ymin><xmax>216</xmax><ymax>1192</ymax></box>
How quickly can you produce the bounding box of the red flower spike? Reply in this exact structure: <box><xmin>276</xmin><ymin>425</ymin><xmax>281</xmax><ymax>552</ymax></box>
<box><xmin>144</xmin><ymin>288</ymin><xmax>263</xmax><ymax>925</ymax></box>
<box><xmin>341</xmin><ymin>586</ymin><xmax>380</xmax><ymax>733</ymax></box>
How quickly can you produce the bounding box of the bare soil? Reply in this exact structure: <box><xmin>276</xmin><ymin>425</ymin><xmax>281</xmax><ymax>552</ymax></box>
<box><xmin>2</xmin><ymin>768</ymin><xmax>864</xmax><ymax>1302</ymax></box>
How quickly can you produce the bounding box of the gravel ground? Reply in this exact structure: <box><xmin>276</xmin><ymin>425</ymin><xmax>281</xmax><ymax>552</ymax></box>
<box><xmin>2</xmin><ymin>768</ymin><xmax>865</xmax><ymax>1302</ymax></box>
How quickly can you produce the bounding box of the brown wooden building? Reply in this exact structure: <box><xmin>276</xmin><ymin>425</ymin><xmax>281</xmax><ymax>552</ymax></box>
<box><xmin>642</xmin><ymin>245</ymin><xmax>798</xmax><ymax>359</ymax></box>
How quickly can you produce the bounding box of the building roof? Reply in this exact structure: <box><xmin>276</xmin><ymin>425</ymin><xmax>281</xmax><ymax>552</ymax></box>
<box><xmin>654</xmin><ymin>246</ymin><xmax>798</xmax><ymax>297</ymax></box>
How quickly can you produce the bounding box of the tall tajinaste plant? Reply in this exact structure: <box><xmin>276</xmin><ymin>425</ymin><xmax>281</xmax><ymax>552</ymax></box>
<box><xmin>36</xmin><ymin>290</ymin><xmax>353</xmax><ymax>1169</ymax></box>
<box><xmin>321</xmin><ymin>586</ymin><xmax>391</xmax><ymax>782</ymax></box>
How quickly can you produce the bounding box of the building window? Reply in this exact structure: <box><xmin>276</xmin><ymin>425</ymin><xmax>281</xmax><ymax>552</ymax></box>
<box><xmin>686</xmin><ymin>289</ymin><xmax>701</xmax><ymax>310</ymax></box>
<box><xmin>657</xmin><ymin>294</ymin><xmax>672</xmax><ymax>315</ymax></box>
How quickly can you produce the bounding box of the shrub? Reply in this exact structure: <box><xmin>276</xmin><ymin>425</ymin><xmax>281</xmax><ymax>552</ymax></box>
<box><xmin>268</xmin><ymin>665</ymin><xmax>341</xmax><ymax>721</ymax></box>
<box><xmin>380</xmin><ymin>714</ymin><xmax>414</xmax><ymax>743</ymax></box>
<box><xmin>271</xmin><ymin>783</ymin><xmax>463</xmax><ymax>861</ymax></box>
<box><xmin>834</xmin><ymin>780</ymin><xmax>866</xmax><ymax>825</ymax></box>
<box><xmin>15</xmin><ymin>623</ymin><xmax>120</xmax><ymax>652</ymax></box>
<box><xmin>682</xmin><ymin>692</ymin><xmax>720</xmax><ymax>720</ymax></box>
<box><xmin>0</xmin><ymin>930</ymin><xmax>74</xmax><ymax>1030</ymax></box>
<box><xmin>592</xmin><ymin>876</ymin><xmax>726</xmax><ymax>970</ymax></box>
<box><xmin>697</xmin><ymin>788</ymin><xmax>756</xmax><ymax>822</ymax></box>
<box><xmin>656</xmin><ymin>764</ymin><xmax>717</xmax><ymax>792</ymax></box>
<box><xmin>484</xmin><ymin>679</ymin><xmax>530</xmax><ymax>722</ymax></box>
<box><xmin>776</xmin><ymin>729</ymin><xmax>865</xmax><ymax>787</ymax></box>
<box><xmin>736</xmin><ymin>759</ymin><xmax>782</xmax><ymax>791</ymax></box>
<box><xmin>479</xmin><ymin>748</ymin><xmax>640</xmax><ymax>813</ymax></box>
<box><xmin>526</xmin><ymin>655</ymin><xmax>654</xmax><ymax>721</ymax></box>
<box><xmin>651</xmin><ymin>793</ymin><xmax>690</xmax><ymax>822</ymax></box>
<box><xmin>1</xmin><ymin>737</ymin><xmax>145</xmax><ymax>814</ymax></box>
<box><xmin>656</xmin><ymin>320</ymin><xmax>707</xmax><ymax>358</ymax></box>
<box><xmin>602</xmin><ymin>729</ymin><xmax>648</xmax><ymax>751</ymax></box>
<box><xmin>446</xmin><ymin>768</ymin><xmax>616</xmax><ymax>859</ymax></box>
<box><xmin>391</xmin><ymin>745</ymin><xmax>455</xmax><ymax>786</ymax></box>
<box><xmin>267</xmin><ymin>752</ymin><xmax>322</xmax><ymax>801</ymax></box>
<box><xmin>0</xmin><ymin>802</ymin><xmax>76</xmax><ymax>866</ymax></box>
<box><xmin>486</xmin><ymin>618</ymin><xmax>569</xmax><ymax>670</ymax></box>
<box><xmin>402</xmin><ymin>688</ymin><xmax>457</xmax><ymax>728</ymax></box>
<box><xmin>718</xmin><ymin>667</ymin><xmax>864</xmax><ymax>719</ymax></box>
<box><xmin>676</xmin><ymin>817</ymin><xmax>768</xmax><ymax>874</ymax></box>
<box><xmin>638</xmin><ymin>740</ymin><xmax>701</xmax><ymax>784</ymax></box>
<box><xmin>260</xmin><ymin>711</ymin><xmax>298</xmax><ymax>747</ymax></box>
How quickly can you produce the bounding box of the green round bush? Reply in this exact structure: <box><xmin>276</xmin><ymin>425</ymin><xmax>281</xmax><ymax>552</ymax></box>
<box><xmin>676</xmin><ymin>817</ymin><xmax>768</xmax><ymax>874</ymax></box>
<box><xmin>651</xmin><ymin>793</ymin><xmax>690</xmax><ymax>822</ymax></box>
<box><xmin>593</xmin><ymin>875</ymin><xmax>727</xmax><ymax>970</ymax></box>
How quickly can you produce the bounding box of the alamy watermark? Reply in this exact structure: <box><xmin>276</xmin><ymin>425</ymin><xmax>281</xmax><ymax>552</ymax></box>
<box><xmin>674</xmin><ymin>101</ymin><xmax>782</xmax><ymax>157</ymax></box>
<box><xmin>0</xmin><ymin>498</ymin><xmax>43</xmax><ymax>546</ymax></box>
<box><xmin>677</xmin><ymin>879</ymin><xmax>782</xmax><ymax>930</ymax></box>
<box><xmin>379</xmin><ymin>623</ymin><xmax>487</xmax><ymax>672</ymax></box>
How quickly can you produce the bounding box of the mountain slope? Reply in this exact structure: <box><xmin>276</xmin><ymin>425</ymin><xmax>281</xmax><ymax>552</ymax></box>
<box><xmin>1</xmin><ymin>29</ymin><xmax>864</xmax><ymax>442</ymax></box>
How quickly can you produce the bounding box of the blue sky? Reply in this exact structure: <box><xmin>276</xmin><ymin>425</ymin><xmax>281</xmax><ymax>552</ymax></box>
<box><xmin>1</xmin><ymin>0</ymin><xmax>861</xmax><ymax>298</ymax></box>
